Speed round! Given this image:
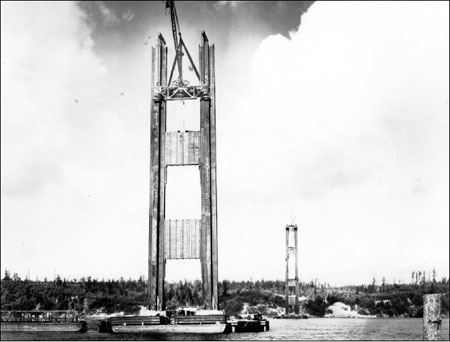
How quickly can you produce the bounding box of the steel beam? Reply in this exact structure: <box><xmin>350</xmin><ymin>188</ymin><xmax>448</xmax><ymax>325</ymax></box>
<box><xmin>209</xmin><ymin>44</ymin><xmax>218</xmax><ymax>310</ymax></box>
<box><xmin>149</xmin><ymin>34</ymin><xmax>167</xmax><ymax>310</ymax></box>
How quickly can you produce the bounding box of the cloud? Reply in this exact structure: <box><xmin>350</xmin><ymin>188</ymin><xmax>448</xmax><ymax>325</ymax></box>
<box><xmin>79</xmin><ymin>2</ymin><xmax>134</xmax><ymax>28</ymax></box>
<box><xmin>1</xmin><ymin>1</ymin><xmax>150</xmax><ymax>279</ymax></box>
<box><xmin>1</xmin><ymin>1</ymin><xmax>448</xmax><ymax>285</ymax></box>
<box><xmin>215</xmin><ymin>1</ymin><xmax>253</xmax><ymax>10</ymax></box>
<box><xmin>240</xmin><ymin>1</ymin><xmax>449</xmax><ymax>201</ymax></box>
<box><xmin>216</xmin><ymin>1</ymin><xmax>239</xmax><ymax>7</ymax></box>
<box><xmin>97</xmin><ymin>1</ymin><xmax>120</xmax><ymax>25</ymax></box>
<box><xmin>217</xmin><ymin>1</ymin><xmax>449</xmax><ymax>283</ymax></box>
<box><xmin>122</xmin><ymin>10</ymin><xmax>134</xmax><ymax>22</ymax></box>
<box><xmin>1</xmin><ymin>2</ymin><xmax>107</xmax><ymax>197</ymax></box>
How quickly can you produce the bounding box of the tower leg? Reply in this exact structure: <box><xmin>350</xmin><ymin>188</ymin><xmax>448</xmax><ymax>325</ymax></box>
<box><xmin>285</xmin><ymin>227</ymin><xmax>289</xmax><ymax>315</ymax></box>
<box><xmin>149</xmin><ymin>36</ymin><xmax>168</xmax><ymax>311</ymax></box>
<box><xmin>200</xmin><ymin>97</ymin><xmax>212</xmax><ymax>309</ymax></box>
<box><xmin>209</xmin><ymin>45</ymin><xmax>219</xmax><ymax>311</ymax></box>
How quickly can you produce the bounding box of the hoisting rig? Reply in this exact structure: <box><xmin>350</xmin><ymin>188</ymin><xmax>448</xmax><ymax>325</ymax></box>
<box><xmin>154</xmin><ymin>1</ymin><xmax>209</xmax><ymax>100</ymax></box>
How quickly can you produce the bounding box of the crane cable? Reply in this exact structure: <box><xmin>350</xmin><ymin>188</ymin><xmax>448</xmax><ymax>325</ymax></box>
<box><xmin>165</xmin><ymin>1</ymin><xmax>183</xmax><ymax>85</ymax></box>
<box><xmin>164</xmin><ymin>1</ymin><xmax>201</xmax><ymax>86</ymax></box>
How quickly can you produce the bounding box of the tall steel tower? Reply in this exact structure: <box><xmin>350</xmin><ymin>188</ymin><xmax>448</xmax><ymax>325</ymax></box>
<box><xmin>285</xmin><ymin>224</ymin><xmax>299</xmax><ymax>314</ymax></box>
<box><xmin>148</xmin><ymin>2</ymin><xmax>218</xmax><ymax>311</ymax></box>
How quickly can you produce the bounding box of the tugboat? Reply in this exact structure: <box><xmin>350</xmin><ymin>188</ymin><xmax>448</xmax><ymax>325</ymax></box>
<box><xmin>224</xmin><ymin>313</ymin><xmax>270</xmax><ymax>333</ymax></box>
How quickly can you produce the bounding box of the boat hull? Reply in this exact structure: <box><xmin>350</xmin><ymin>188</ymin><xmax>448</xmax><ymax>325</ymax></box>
<box><xmin>103</xmin><ymin>313</ymin><xmax>228</xmax><ymax>334</ymax></box>
<box><xmin>111</xmin><ymin>323</ymin><xmax>226</xmax><ymax>334</ymax></box>
<box><xmin>224</xmin><ymin>319</ymin><xmax>270</xmax><ymax>333</ymax></box>
<box><xmin>0</xmin><ymin>322</ymin><xmax>84</xmax><ymax>332</ymax></box>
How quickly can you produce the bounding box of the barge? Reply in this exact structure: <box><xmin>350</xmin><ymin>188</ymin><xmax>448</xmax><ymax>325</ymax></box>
<box><xmin>99</xmin><ymin>308</ymin><xmax>227</xmax><ymax>334</ymax></box>
<box><xmin>0</xmin><ymin>310</ymin><xmax>86</xmax><ymax>332</ymax></box>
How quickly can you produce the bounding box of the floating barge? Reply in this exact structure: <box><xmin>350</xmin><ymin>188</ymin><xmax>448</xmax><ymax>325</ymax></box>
<box><xmin>0</xmin><ymin>310</ymin><xmax>86</xmax><ymax>332</ymax></box>
<box><xmin>98</xmin><ymin>309</ymin><xmax>227</xmax><ymax>334</ymax></box>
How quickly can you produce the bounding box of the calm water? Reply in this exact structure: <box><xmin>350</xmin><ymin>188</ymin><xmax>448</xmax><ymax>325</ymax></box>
<box><xmin>2</xmin><ymin>318</ymin><xmax>449</xmax><ymax>341</ymax></box>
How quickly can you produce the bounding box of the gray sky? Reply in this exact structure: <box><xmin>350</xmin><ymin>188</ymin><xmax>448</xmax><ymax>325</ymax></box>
<box><xmin>1</xmin><ymin>1</ymin><xmax>449</xmax><ymax>286</ymax></box>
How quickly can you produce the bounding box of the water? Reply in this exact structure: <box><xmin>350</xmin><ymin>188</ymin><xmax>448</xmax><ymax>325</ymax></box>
<box><xmin>2</xmin><ymin>318</ymin><xmax>449</xmax><ymax>341</ymax></box>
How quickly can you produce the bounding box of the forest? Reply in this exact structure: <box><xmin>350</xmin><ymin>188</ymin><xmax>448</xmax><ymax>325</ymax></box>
<box><xmin>1</xmin><ymin>270</ymin><xmax>448</xmax><ymax>317</ymax></box>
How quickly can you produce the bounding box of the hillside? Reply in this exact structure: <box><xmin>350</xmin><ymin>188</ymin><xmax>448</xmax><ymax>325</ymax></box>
<box><xmin>1</xmin><ymin>271</ymin><xmax>448</xmax><ymax>318</ymax></box>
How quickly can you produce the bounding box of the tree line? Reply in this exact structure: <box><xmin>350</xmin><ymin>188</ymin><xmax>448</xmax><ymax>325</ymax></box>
<box><xmin>1</xmin><ymin>270</ymin><xmax>449</xmax><ymax>317</ymax></box>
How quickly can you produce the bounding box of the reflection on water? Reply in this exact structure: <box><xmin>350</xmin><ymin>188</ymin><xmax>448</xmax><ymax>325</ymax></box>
<box><xmin>1</xmin><ymin>318</ymin><xmax>449</xmax><ymax>341</ymax></box>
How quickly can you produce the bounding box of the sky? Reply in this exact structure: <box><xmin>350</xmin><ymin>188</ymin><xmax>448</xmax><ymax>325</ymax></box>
<box><xmin>1</xmin><ymin>1</ymin><xmax>449</xmax><ymax>287</ymax></box>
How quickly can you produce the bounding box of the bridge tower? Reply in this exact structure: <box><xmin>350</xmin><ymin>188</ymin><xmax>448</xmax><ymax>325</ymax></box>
<box><xmin>148</xmin><ymin>32</ymin><xmax>218</xmax><ymax>311</ymax></box>
<box><xmin>285</xmin><ymin>224</ymin><xmax>299</xmax><ymax>314</ymax></box>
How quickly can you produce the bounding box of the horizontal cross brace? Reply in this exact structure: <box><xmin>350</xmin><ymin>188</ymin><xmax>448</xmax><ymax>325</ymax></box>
<box><xmin>164</xmin><ymin>219</ymin><xmax>201</xmax><ymax>260</ymax></box>
<box><xmin>154</xmin><ymin>85</ymin><xmax>209</xmax><ymax>101</ymax></box>
<box><xmin>165</xmin><ymin>131</ymin><xmax>200</xmax><ymax>166</ymax></box>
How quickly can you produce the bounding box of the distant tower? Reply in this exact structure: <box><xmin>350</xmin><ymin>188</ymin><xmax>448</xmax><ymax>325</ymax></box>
<box><xmin>285</xmin><ymin>224</ymin><xmax>299</xmax><ymax>314</ymax></box>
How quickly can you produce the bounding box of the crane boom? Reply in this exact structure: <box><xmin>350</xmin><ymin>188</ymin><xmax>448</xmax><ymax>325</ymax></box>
<box><xmin>166</xmin><ymin>1</ymin><xmax>180</xmax><ymax>51</ymax></box>
<box><xmin>165</xmin><ymin>1</ymin><xmax>183</xmax><ymax>85</ymax></box>
<box><xmin>164</xmin><ymin>1</ymin><xmax>200</xmax><ymax>86</ymax></box>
